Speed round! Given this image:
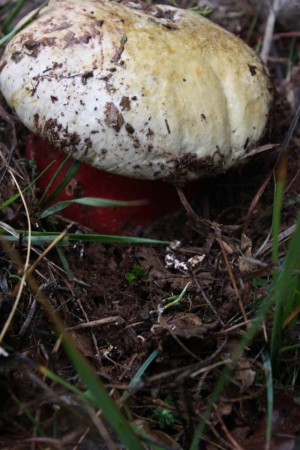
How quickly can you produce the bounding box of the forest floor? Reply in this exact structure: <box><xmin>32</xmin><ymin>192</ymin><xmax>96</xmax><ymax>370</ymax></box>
<box><xmin>0</xmin><ymin>1</ymin><xmax>299</xmax><ymax>449</ymax></box>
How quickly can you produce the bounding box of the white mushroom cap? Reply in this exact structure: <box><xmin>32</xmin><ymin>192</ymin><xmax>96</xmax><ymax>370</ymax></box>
<box><xmin>0</xmin><ymin>0</ymin><xmax>273</xmax><ymax>181</ymax></box>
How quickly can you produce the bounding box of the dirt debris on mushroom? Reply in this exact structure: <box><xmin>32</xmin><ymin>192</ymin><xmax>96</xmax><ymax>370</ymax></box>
<box><xmin>0</xmin><ymin>0</ymin><xmax>273</xmax><ymax>182</ymax></box>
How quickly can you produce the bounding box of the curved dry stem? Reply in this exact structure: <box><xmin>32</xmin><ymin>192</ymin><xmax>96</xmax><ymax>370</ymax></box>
<box><xmin>0</xmin><ymin>169</ymin><xmax>31</xmax><ymax>344</ymax></box>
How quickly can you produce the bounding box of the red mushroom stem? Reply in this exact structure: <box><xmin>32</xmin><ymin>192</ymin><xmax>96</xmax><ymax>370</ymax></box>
<box><xmin>27</xmin><ymin>134</ymin><xmax>200</xmax><ymax>235</ymax></box>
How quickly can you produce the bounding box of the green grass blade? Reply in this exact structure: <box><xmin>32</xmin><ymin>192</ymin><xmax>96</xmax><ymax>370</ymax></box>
<box><xmin>0</xmin><ymin>229</ymin><xmax>170</xmax><ymax>245</ymax></box>
<box><xmin>271</xmin><ymin>163</ymin><xmax>286</xmax><ymax>279</ymax></box>
<box><xmin>38</xmin><ymin>156</ymin><xmax>79</xmax><ymax>206</ymax></box>
<box><xmin>129</xmin><ymin>350</ymin><xmax>159</xmax><ymax>390</ymax></box>
<box><xmin>13</xmin><ymin>394</ymin><xmax>46</xmax><ymax>437</ymax></box>
<box><xmin>2</xmin><ymin>0</ymin><xmax>27</xmax><ymax>33</ymax></box>
<box><xmin>39</xmin><ymin>196</ymin><xmax>146</xmax><ymax>219</ymax></box>
<box><xmin>40</xmin><ymin>351</ymin><xmax>164</xmax><ymax>449</ymax></box>
<box><xmin>280</xmin><ymin>342</ymin><xmax>300</xmax><ymax>353</ymax></box>
<box><xmin>270</xmin><ymin>157</ymin><xmax>287</xmax><ymax>370</ymax></box>
<box><xmin>271</xmin><ymin>212</ymin><xmax>300</xmax><ymax>368</ymax></box>
<box><xmin>0</xmin><ymin>161</ymin><xmax>55</xmax><ymax>211</ymax></box>
<box><xmin>121</xmin><ymin>350</ymin><xmax>159</xmax><ymax>402</ymax></box>
<box><xmin>262</xmin><ymin>352</ymin><xmax>273</xmax><ymax>449</ymax></box>
<box><xmin>40</xmin><ymin>365</ymin><xmax>90</xmax><ymax>401</ymax></box>
<box><xmin>279</xmin><ymin>213</ymin><xmax>300</xmax><ymax>314</ymax></box>
<box><xmin>56</xmin><ymin>246</ymin><xmax>74</xmax><ymax>281</ymax></box>
<box><xmin>0</xmin><ymin>1</ymin><xmax>48</xmax><ymax>45</ymax></box>
<box><xmin>59</xmin><ymin>330</ymin><xmax>144</xmax><ymax>449</ymax></box>
<box><xmin>190</xmin><ymin>295</ymin><xmax>274</xmax><ymax>449</ymax></box>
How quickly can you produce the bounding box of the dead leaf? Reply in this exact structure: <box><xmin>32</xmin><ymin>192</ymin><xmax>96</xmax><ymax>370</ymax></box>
<box><xmin>234</xmin><ymin>360</ymin><xmax>256</xmax><ymax>392</ymax></box>
<box><xmin>70</xmin><ymin>331</ymin><xmax>94</xmax><ymax>357</ymax></box>
<box><xmin>239</xmin><ymin>233</ymin><xmax>254</xmax><ymax>272</ymax></box>
<box><xmin>154</xmin><ymin>313</ymin><xmax>218</xmax><ymax>339</ymax></box>
<box><xmin>134</xmin><ymin>419</ymin><xmax>182</xmax><ymax>449</ymax></box>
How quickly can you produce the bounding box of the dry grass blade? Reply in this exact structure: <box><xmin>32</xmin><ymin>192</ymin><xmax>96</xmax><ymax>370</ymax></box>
<box><xmin>260</xmin><ymin>0</ymin><xmax>281</xmax><ymax>62</ymax></box>
<box><xmin>11</xmin><ymin>226</ymin><xmax>73</xmax><ymax>299</ymax></box>
<box><xmin>0</xmin><ymin>169</ymin><xmax>31</xmax><ymax>344</ymax></box>
<box><xmin>259</xmin><ymin>223</ymin><xmax>296</xmax><ymax>255</ymax></box>
<box><xmin>214</xmin><ymin>226</ymin><xmax>248</xmax><ymax>322</ymax></box>
<box><xmin>176</xmin><ymin>185</ymin><xmax>202</xmax><ymax>223</ymax></box>
<box><xmin>238</xmin><ymin>143</ymin><xmax>279</xmax><ymax>159</ymax></box>
<box><xmin>66</xmin><ymin>316</ymin><xmax>124</xmax><ymax>330</ymax></box>
<box><xmin>214</xmin><ymin>404</ymin><xmax>244</xmax><ymax>450</ymax></box>
<box><xmin>192</xmin><ymin>274</ymin><xmax>224</xmax><ymax>325</ymax></box>
<box><xmin>243</xmin><ymin>172</ymin><xmax>272</xmax><ymax>233</ymax></box>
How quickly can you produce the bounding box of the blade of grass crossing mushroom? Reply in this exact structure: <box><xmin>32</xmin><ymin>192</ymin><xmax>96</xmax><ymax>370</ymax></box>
<box><xmin>0</xmin><ymin>160</ymin><xmax>55</xmax><ymax>211</ymax></box>
<box><xmin>39</xmin><ymin>196</ymin><xmax>147</xmax><ymax>220</ymax></box>
<box><xmin>2</xmin><ymin>0</ymin><xmax>27</xmax><ymax>34</ymax></box>
<box><xmin>38</xmin><ymin>156</ymin><xmax>79</xmax><ymax>206</ymax></box>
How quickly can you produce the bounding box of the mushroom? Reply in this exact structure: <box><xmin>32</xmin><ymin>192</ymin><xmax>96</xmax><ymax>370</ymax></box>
<box><xmin>0</xmin><ymin>0</ymin><xmax>273</xmax><ymax>232</ymax></box>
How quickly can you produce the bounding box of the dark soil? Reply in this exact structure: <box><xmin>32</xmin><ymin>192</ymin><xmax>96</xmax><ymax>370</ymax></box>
<box><xmin>0</xmin><ymin>1</ymin><xmax>299</xmax><ymax>449</ymax></box>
